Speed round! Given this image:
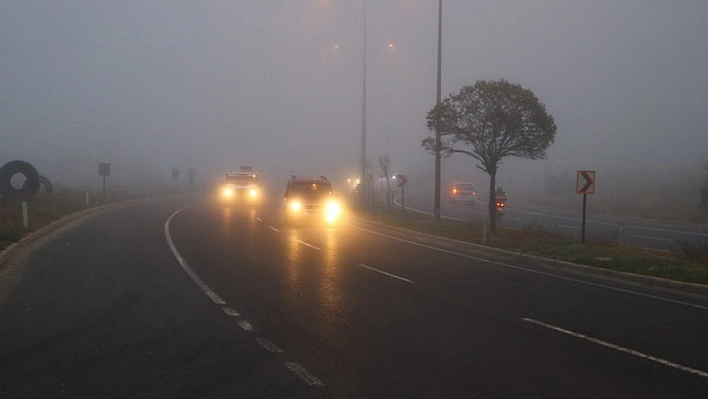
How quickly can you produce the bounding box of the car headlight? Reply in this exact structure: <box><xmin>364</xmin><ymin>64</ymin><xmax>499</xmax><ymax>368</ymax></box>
<box><xmin>249</xmin><ymin>188</ymin><xmax>258</xmax><ymax>197</ymax></box>
<box><xmin>325</xmin><ymin>201</ymin><xmax>341</xmax><ymax>222</ymax></box>
<box><xmin>290</xmin><ymin>201</ymin><xmax>301</xmax><ymax>211</ymax></box>
<box><xmin>223</xmin><ymin>187</ymin><xmax>234</xmax><ymax>197</ymax></box>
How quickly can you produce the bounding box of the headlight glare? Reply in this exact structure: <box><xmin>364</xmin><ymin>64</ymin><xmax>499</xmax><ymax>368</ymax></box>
<box><xmin>325</xmin><ymin>201</ymin><xmax>341</xmax><ymax>222</ymax></box>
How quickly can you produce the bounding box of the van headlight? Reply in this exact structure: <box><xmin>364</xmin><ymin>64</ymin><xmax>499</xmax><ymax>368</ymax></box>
<box><xmin>249</xmin><ymin>188</ymin><xmax>258</xmax><ymax>197</ymax></box>
<box><xmin>325</xmin><ymin>201</ymin><xmax>341</xmax><ymax>222</ymax></box>
<box><xmin>222</xmin><ymin>187</ymin><xmax>234</xmax><ymax>197</ymax></box>
<box><xmin>290</xmin><ymin>201</ymin><xmax>302</xmax><ymax>211</ymax></box>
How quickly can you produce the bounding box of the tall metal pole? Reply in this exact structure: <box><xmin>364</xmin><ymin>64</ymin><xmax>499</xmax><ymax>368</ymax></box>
<box><xmin>361</xmin><ymin>1</ymin><xmax>368</xmax><ymax>208</ymax></box>
<box><xmin>434</xmin><ymin>0</ymin><xmax>443</xmax><ymax>222</ymax></box>
<box><xmin>581</xmin><ymin>193</ymin><xmax>587</xmax><ymax>244</ymax></box>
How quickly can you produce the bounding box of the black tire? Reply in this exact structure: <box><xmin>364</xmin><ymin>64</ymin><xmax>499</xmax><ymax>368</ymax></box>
<box><xmin>39</xmin><ymin>175</ymin><xmax>54</xmax><ymax>194</ymax></box>
<box><xmin>0</xmin><ymin>160</ymin><xmax>41</xmax><ymax>200</ymax></box>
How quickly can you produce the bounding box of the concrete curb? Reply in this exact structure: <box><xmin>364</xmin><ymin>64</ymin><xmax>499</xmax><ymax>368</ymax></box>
<box><xmin>351</xmin><ymin>215</ymin><xmax>708</xmax><ymax>298</ymax></box>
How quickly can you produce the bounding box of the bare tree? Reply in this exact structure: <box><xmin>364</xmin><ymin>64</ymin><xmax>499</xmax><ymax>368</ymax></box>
<box><xmin>424</xmin><ymin>79</ymin><xmax>557</xmax><ymax>231</ymax></box>
<box><xmin>379</xmin><ymin>154</ymin><xmax>392</xmax><ymax>211</ymax></box>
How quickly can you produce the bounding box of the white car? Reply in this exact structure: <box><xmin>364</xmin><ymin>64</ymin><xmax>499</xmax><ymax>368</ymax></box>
<box><xmin>219</xmin><ymin>166</ymin><xmax>260</xmax><ymax>204</ymax></box>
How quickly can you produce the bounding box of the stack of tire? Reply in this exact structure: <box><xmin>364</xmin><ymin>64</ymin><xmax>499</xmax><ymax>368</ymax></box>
<box><xmin>0</xmin><ymin>160</ymin><xmax>51</xmax><ymax>201</ymax></box>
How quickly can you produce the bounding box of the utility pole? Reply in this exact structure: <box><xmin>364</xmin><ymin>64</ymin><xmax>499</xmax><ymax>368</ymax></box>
<box><xmin>360</xmin><ymin>0</ymin><xmax>369</xmax><ymax>209</ymax></box>
<box><xmin>434</xmin><ymin>0</ymin><xmax>443</xmax><ymax>222</ymax></box>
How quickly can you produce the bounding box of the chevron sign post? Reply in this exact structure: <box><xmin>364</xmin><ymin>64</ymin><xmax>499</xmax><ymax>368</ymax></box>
<box><xmin>396</xmin><ymin>174</ymin><xmax>408</xmax><ymax>210</ymax></box>
<box><xmin>576</xmin><ymin>170</ymin><xmax>596</xmax><ymax>244</ymax></box>
<box><xmin>576</xmin><ymin>170</ymin><xmax>595</xmax><ymax>194</ymax></box>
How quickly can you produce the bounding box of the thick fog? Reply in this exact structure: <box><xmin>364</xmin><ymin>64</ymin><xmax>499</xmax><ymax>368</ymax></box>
<box><xmin>1</xmin><ymin>1</ymin><xmax>707</xmax><ymax>199</ymax></box>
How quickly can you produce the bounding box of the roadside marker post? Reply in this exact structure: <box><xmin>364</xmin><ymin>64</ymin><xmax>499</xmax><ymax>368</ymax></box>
<box><xmin>172</xmin><ymin>168</ymin><xmax>180</xmax><ymax>188</ymax></box>
<box><xmin>98</xmin><ymin>163</ymin><xmax>110</xmax><ymax>203</ymax></box>
<box><xmin>396</xmin><ymin>174</ymin><xmax>408</xmax><ymax>211</ymax></box>
<box><xmin>22</xmin><ymin>201</ymin><xmax>28</xmax><ymax>229</ymax></box>
<box><xmin>576</xmin><ymin>170</ymin><xmax>596</xmax><ymax>244</ymax></box>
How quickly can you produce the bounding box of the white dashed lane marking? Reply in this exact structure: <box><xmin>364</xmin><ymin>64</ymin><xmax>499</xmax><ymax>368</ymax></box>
<box><xmin>166</xmin><ymin>206</ymin><xmax>325</xmax><ymax>388</ymax></box>
<box><xmin>256</xmin><ymin>338</ymin><xmax>284</xmax><ymax>353</ymax></box>
<box><xmin>285</xmin><ymin>362</ymin><xmax>325</xmax><ymax>386</ymax></box>
<box><xmin>236</xmin><ymin>319</ymin><xmax>256</xmax><ymax>332</ymax></box>
<box><xmin>352</xmin><ymin>226</ymin><xmax>708</xmax><ymax>311</ymax></box>
<box><xmin>295</xmin><ymin>240</ymin><xmax>320</xmax><ymax>250</ymax></box>
<box><xmin>358</xmin><ymin>263</ymin><xmax>415</xmax><ymax>284</ymax></box>
<box><xmin>222</xmin><ymin>307</ymin><xmax>240</xmax><ymax>317</ymax></box>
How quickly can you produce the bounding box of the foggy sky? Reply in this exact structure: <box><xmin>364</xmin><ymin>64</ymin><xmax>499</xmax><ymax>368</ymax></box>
<box><xmin>1</xmin><ymin>0</ymin><xmax>707</xmax><ymax>193</ymax></box>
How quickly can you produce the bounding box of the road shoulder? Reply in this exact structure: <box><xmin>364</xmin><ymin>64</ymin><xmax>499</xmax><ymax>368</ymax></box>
<box><xmin>349</xmin><ymin>216</ymin><xmax>708</xmax><ymax>299</ymax></box>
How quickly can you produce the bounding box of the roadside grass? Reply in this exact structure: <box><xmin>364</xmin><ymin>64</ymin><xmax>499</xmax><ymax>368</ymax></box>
<box><xmin>357</xmin><ymin>208</ymin><xmax>708</xmax><ymax>285</ymax></box>
<box><xmin>0</xmin><ymin>189</ymin><xmax>89</xmax><ymax>252</ymax></box>
<box><xmin>0</xmin><ymin>186</ymin><xmax>198</xmax><ymax>254</ymax></box>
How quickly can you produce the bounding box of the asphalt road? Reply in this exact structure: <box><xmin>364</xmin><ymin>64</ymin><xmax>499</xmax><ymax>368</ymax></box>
<box><xmin>400</xmin><ymin>190</ymin><xmax>708</xmax><ymax>252</ymax></box>
<box><xmin>1</xmin><ymin>195</ymin><xmax>708</xmax><ymax>398</ymax></box>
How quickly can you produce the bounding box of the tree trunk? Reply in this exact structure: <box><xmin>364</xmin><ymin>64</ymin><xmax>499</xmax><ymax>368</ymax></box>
<box><xmin>488</xmin><ymin>171</ymin><xmax>497</xmax><ymax>233</ymax></box>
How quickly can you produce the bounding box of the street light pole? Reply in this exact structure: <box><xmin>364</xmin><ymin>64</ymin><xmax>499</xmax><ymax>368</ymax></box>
<box><xmin>361</xmin><ymin>0</ymin><xmax>368</xmax><ymax>208</ymax></box>
<box><xmin>434</xmin><ymin>0</ymin><xmax>442</xmax><ymax>222</ymax></box>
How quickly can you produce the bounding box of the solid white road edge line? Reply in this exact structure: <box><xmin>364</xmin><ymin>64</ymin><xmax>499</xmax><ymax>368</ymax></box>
<box><xmin>165</xmin><ymin>206</ymin><xmax>226</xmax><ymax>305</ymax></box>
<box><xmin>358</xmin><ymin>263</ymin><xmax>415</xmax><ymax>284</ymax></box>
<box><xmin>407</xmin><ymin>201</ymin><xmax>708</xmax><ymax>238</ymax></box>
<box><xmin>352</xmin><ymin>226</ymin><xmax>708</xmax><ymax>311</ymax></box>
<box><xmin>285</xmin><ymin>362</ymin><xmax>325</xmax><ymax>386</ymax></box>
<box><xmin>631</xmin><ymin>234</ymin><xmax>673</xmax><ymax>242</ymax></box>
<box><xmin>515</xmin><ymin>211</ymin><xmax>708</xmax><ymax>236</ymax></box>
<box><xmin>268</xmin><ymin>226</ymin><xmax>280</xmax><ymax>232</ymax></box>
<box><xmin>522</xmin><ymin>317</ymin><xmax>708</xmax><ymax>379</ymax></box>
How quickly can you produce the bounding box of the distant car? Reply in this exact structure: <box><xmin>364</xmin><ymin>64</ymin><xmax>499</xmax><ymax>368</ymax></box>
<box><xmin>219</xmin><ymin>166</ymin><xmax>261</xmax><ymax>204</ymax></box>
<box><xmin>448</xmin><ymin>182</ymin><xmax>476</xmax><ymax>204</ymax></box>
<box><xmin>283</xmin><ymin>176</ymin><xmax>342</xmax><ymax>226</ymax></box>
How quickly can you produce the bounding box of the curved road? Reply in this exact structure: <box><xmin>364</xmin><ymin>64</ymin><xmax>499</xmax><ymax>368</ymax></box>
<box><xmin>400</xmin><ymin>190</ymin><xmax>708</xmax><ymax>252</ymax></box>
<box><xmin>1</xmin><ymin>195</ymin><xmax>707</xmax><ymax>397</ymax></box>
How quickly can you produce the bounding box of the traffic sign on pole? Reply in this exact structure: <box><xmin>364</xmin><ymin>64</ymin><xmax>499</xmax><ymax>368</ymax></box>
<box><xmin>576</xmin><ymin>170</ymin><xmax>596</xmax><ymax>195</ymax></box>
<box><xmin>576</xmin><ymin>170</ymin><xmax>596</xmax><ymax>244</ymax></box>
<box><xmin>396</xmin><ymin>174</ymin><xmax>408</xmax><ymax>210</ymax></box>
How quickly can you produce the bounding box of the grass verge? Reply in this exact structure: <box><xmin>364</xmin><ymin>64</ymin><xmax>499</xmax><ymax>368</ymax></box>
<box><xmin>0</xmin><ymin>190</ymin><xmax>93</xmax><ymax>252</ymax></box>
<box><xmin>357</xmin><ymin>208</ymin><xmax>708</xmax><ymax>285</ymax></box>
